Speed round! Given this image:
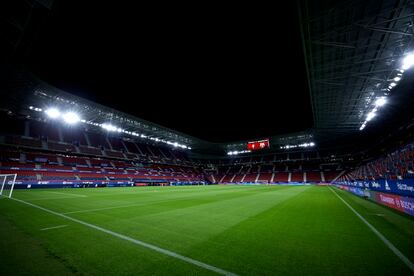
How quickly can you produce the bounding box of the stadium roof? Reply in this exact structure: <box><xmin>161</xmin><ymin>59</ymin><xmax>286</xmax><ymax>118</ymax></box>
<box><xmin>299</xmin><ymin>0</ymin><xmax>414</xmax><ymax>134</ymax></box>
<box><xmin>17</xmin><ymin>0</ymin><xmax>313</xmax><ymax>144</ymax></box>
<box><xmin>2</xmin><ymin>0</ymin><xmax>414</xmax><ymax>155</ymax></box>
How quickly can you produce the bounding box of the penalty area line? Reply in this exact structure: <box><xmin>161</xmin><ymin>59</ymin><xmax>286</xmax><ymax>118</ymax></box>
<box><xmin>9</xmin><ymin>197</ymin><xmax>237</xmax><ymax>276</ymax></box>
<box><xmin>329</xmin><ymin>187</ymin><xmax>414</xmax><ymax>273</ymax></box>
<box><xmin>40</xmin><ymin>225</ymin><xmax>68</xmax><ymax>231</ymax></box>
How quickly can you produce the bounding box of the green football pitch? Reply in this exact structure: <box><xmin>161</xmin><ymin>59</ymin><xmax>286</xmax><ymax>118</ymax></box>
<box><xmin>1</xmin><ymin>185</ymin><xmax>414</xmax><ymax>275</ymax></box>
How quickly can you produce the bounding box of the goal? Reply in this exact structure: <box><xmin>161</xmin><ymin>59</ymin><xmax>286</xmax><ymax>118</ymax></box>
<box><xmin>0</xmin><ymin>174</ymin><xmax>17</xmax><ymax>198</ymax></box>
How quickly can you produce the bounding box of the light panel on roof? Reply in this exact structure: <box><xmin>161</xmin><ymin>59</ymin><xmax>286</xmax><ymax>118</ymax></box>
<box><xmin>62</xmin><ymin>112</ymin><xmax>81</xmax><ymax>124</ymax></box>
<box><xmin>45</xmin><ymin>108</ymin><xmax>61</xmax><ymax>119</ymax></box>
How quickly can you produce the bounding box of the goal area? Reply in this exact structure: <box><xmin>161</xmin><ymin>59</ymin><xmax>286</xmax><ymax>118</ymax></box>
<box><xmin>0</xmin><ymin>174</ymin><xmax>17</xmax><ymax>198</ymax></box>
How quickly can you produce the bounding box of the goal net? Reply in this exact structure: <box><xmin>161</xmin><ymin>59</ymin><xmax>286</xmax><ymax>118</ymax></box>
<box><xmin>0</xmin><ymin>174</ymin><xmax>17</xmax><ymax>198</ymax></box>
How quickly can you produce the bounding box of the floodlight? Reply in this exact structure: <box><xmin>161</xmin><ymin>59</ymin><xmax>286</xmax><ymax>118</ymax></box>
<box><xmin>375</xmin><ymin>97</ymin><xmax>386</xmax><ymax>107</ymax></box>
<box><xmin>45</xmin><ymin>108</ymin><xmax>61</xmax><ymax>119</ymax></box>
<box><xmin>366</xmin><ymin>111</ymin><xmax>376</xmax><ymax>121</ymax></box>
<box><xmin>62</xmin><ymin>112</ymin><xmax>80</xmax><ymax>124</ymax></box>
<box><xmin>402</xmin><ymin>53</ymin><xmax>414</xmax><ymax>70</ymax></box>
<box><xmin>390</xmin><ymin>82</ymin><xmax>397</xmax><ymax>87</ymax></box>
<box><xmin>394</xmin><ymin>77</ymin><xmax>401</xmax><ymax>82</ymax></box>
<box><xmin>101</xmin><ymin>124</ymin><xmax>117</xmax><ymax>131</ymax></box>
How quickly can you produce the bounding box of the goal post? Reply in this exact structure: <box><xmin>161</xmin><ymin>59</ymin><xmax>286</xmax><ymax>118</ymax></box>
<box><xmin>0</xmin><ymin>174</ymin><xmax>17</xmax><ymax>198</ymax></box>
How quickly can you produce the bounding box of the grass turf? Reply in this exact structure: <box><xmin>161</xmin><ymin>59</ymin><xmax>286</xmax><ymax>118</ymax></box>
<box><xmin>0</xmin><ymin>185</ymin><xmax>413</xmax><ymax>275</ymax></box>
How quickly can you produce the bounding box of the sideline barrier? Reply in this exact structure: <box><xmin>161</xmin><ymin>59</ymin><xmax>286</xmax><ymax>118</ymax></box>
<box><xmin>335</xmin><ymin>179</ymin><xmax>414</xmax><ymax>197</ymax></box>
<box><xmin>336</xmin><ymin>185</ymin><xmax>414</xmax><ymax>217</ymax></box>
<box><xmin>370</xmin><ymin>191</ymin><xmax>414</xmax><ymax>216</ymax></box>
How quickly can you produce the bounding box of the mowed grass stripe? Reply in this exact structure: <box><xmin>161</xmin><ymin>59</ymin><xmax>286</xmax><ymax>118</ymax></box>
<box><xmin>333</xmin><ymin>186</ymin><xmax>414</xmax><ymax>263</ymax></box>
<box><xmin>8</xmin><ymin>186</ymin><xmax>300</xmax><ymax>274</ymax></box>
<box><xmin>46</xmin><ymin>191</ymin><xmax>87</xmax><ymax>197</ymax></box>
<box><xmin>181</xmin><ymin>186</ymin><xmax>414</xmax><ymax>275</ymax></box>
<box><xmin>63</xmin><ymin>186</ymin><xmax>296</xmax><ymax>214</ymax></box>
<box><xmin>9</xmin><ymin>197</ymin><xmax>238</xmax><ymax>276</ymax></box>
<box><xmin>63</xmin><ymin>186</ymin><xmax>310</xmax><ymax>253</ymax></box>
<box><xmin>14</xmin><ymin>185</ymin><xmax>297</xmax><ymax>215</ymax></box>
<box><xmin>3</xmin><ymin>185</ymin><xmax>414</xmax><ymax>275</ymax></box>
<box><xmin>0</xmin><ymin>199</ymin><xmax>216</xmax><ymax>275</ymax></box>
<box><xmin>330</xmin><ymin>187</ymin><xmax>414</xmax><ymax>272</ymax></box>
<box><xmin>15</xmin><ymin>185</ymin><xmax>257</xmax><ymax>201</ymax></box>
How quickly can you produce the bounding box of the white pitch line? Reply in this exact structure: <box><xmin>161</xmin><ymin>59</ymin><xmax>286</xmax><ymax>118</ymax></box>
<box><xmin>28</xmin><ymin>196</ymin><xmax>88</xmax><ymax>201</ymax></box>
<box><xmin>10</xmin><ymin>197</ymin><xmax>237</xmax><ymax>276</ymax></box>
<box><xmin>62</xmin><ymin>203</ymin><xmax>145</xmax><ymax>214</ymax></box>
<box><xmin>368</xmin><ymin>213</ymin><xmax>386</xmax><ymax>217</ymax></box>
<box><xmin>46</xmin><ymin>191</ymin><xmax>87</xmax><ymax>197</ymax></box>
<box><xmin>40</xmin><ymin>225</ymin><xmax>68</xmax><ymax>231</ymax></box>
<box><xmin>329</xmin><ymin>187</ymin><xmax>414</xmax><ymax>272</ymax></box>
<box><xmin>62</xmin><ymin>189</ymin><xmax>255</xmax><ymax>215</ymax></box>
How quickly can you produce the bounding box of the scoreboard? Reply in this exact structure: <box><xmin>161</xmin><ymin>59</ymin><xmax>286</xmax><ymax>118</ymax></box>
<box><xmin>247</xmin><ymin>139</ymin><xmax>270</xmax><ymax>151</ymax></box>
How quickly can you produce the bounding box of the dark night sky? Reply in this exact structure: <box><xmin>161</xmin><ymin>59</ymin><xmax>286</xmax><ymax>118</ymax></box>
<box><xmin>26</xmin><ymin>1</ymin><xmax>312</xmax><ymax>142</ymax></box>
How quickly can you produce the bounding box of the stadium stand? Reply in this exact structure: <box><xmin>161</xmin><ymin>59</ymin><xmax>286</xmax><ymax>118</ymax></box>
<box><xmin>0</xmin><ymin>116</ymin><xmax>356</xmax><ymax>186</ymax></box>
<box><xmin>0</xmin><ymin>117</ymin><xmax>207</xmax><ymax>186</ymax></box>
<box><xmin>341</xmin><ymin>142</ymin><xmax>414</xmax><ymax>181</ymax></box>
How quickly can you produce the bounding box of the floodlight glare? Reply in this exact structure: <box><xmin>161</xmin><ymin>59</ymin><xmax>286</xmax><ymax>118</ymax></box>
<box><xmin>366</xmin><ymin>111</ymin><xmax>376</xmax><ymax>121</ymax></box>
<box><xmin>402</xmin><ymin>53</ymin><xmax>414</xmax><ymax>70</ymax></box>
<box><xmin>101</xmin><ymin>124</ymin><xmax>117</xmax><ymax>131</ymax></box>
<box><xmin>62</xmin><ymin>112</ymin><xmax>80</xmax><ymax>124</ymax></box>
<box><xmin>375</xmin><ymin>97</ymin><xmax>386</xmax><ymax>107</ymax></box>
<box><xmin>45</xmin><ymin>108</ymin><xmax>61</xmax><ymax>119</ymax></box>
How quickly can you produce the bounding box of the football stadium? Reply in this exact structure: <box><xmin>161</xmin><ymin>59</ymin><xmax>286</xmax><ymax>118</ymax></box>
<box><xmin>1</xmin><ymin>0</ymin><xmax>414</xmax><ymax>275</ymax></box>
